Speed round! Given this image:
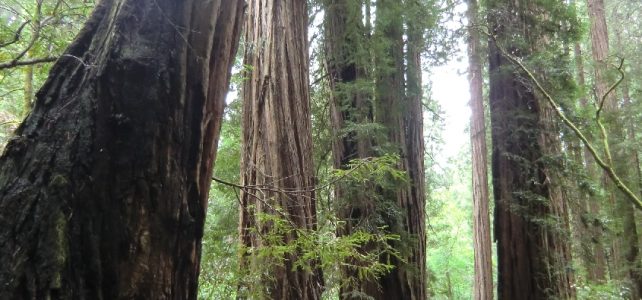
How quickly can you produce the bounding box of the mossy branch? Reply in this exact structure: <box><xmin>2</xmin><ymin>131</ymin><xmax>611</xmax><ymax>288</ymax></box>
<box><xmin>486</xmin><ymin>32</ymin><xmax>642</xmax><ymax>211</ymax></box>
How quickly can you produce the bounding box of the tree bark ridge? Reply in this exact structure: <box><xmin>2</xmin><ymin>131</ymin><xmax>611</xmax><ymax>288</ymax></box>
<box><xmin>0</xmin><ymin>1</ymin><xmax>244</xmax><ymax>298</ymax></box>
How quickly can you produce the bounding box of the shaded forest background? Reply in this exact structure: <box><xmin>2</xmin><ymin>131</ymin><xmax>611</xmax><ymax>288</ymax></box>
<box><xmin>0</xmin><ymin>0</ymin><xmax>641</xmax><ymax>299</ymax></box>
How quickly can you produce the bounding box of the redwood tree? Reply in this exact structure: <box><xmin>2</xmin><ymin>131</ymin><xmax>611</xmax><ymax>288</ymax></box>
<box><xmin>325</xmin><ymin>0</ymin><xmax>427</xmax><ymax>298</ymax></box>
<box><xmin>0</xmin><ymin>0</ymin><xmax>244</xmax><ymax>299</ymax></box>
<box><xmin>466</xmin><ymin>0</ymin><xmax>493</xmax><ymax>298</ymax></box>
<box><xmin>238</xmin><ymin>0</ymin><xmax>323</xmax><ymax>298</ymax></box>
<box><xmin>488</xmin><ymin>0</ymin><xmax>575</xmax><ymax>298</ymax></box>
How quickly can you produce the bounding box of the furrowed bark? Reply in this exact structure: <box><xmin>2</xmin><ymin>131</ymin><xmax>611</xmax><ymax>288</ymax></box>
<box><xmin>466</xmin><ymin>0</ymin><xmax>493</xmax><ymax>298</ymax></box>
<box><xmin>238</xmin><ymin>0</ymin><xmax>323</xmax><ymax>298</ymax></box>
<box><xmin>0</xmin><ymin>0</ymin><xmax>244</xmax><ymax>298</ymax></box>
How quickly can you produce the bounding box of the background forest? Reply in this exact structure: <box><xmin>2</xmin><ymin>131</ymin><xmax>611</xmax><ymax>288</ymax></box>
<box><xmin>0</xmin><ymin>0</ymin><xmax>641</xmax><ymax>299</ymax></box>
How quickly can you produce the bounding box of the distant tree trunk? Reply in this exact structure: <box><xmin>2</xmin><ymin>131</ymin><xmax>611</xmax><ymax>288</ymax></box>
<box><xmin>0</xmin><ymin>0</ymin><xmax>244</xmax><ymax>299</ymax></box>
<box><xmin>586</xmin><ymin>0</ymin><xmax>622</xmax><ymax>280</ymax></box>
<box><xmin>466</xmin><ymin>1</ymin><xmax>493</xmax><ymax>299</ymax></box>
<box><xmin>23</xmin><ymin>62</ymin><xmax>33</xmax><ymax>114</ymax></box>
<box><xmin>238</xmin><ymin>0</ymin><xmax>323</xmax><ymax>299</ymax></box>
<box><xmin>573</xmin><ymin>40</ymin><xmax>607</xmax><ymax>282</ymax></box>
<box><xmin>488</xmin><ymin>0</ymin><xmax>575</xmax><ymax>298</ymax></box>
<box><xmin>587</xmin><ymin>0</ymin><xmax>642</xmax><ymax>295</ymax></box>
<box><xmin>614</xmin><ymin>27</ymin><xmax>642</xmax><ymax>300</ymax></box>
<box><xmin>367</xmin><ymin>1</ymin><xmax>427</xmax><ymax>299</ymax></box>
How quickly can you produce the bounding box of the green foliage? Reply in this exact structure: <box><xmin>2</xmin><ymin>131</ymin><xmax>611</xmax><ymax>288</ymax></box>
<box><xmin>236</xmin><ymin>209</ymin><xmax>401</xmax><ymax>300</ymax></box>
<box><xmin>575</xmin><ymin>280</ymin><xmax>630</xmax><ymax>300</ymax></box>
<box><xmin>198</xmin><ymin>93</ymin><xmax>243</xmax><ymax>299</ymax></box>
<box><xmin>0</xmin><ymin>0</ymin><xmax>92</xmax><ymax>147</ymax></box>
<box><xmin>333</xmin><ymin>154</ymin><xmax>409</xmax><ymax>232</ymax></box>
<box><xmin>199</xmin><ymin>51</ymin><xmax>244</xmax><ymax>297</ymax></box>
<box><xmin>4</xmin><ymin>0</ymin><xmax>642</xmax><ymax>298</ymax></box>
<box><xmin>426</xmin><ymin>145</ymin><xmax>478</xmax><ymax>299</ymax></box>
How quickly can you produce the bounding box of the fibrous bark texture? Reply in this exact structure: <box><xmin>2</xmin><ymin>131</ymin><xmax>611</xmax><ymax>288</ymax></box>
<box><xmin>238</xmin><ymin>0</ymin><xmax>323</xmax><ymax>299</ymax></box>
<box><xmin>0</xmin><ymin>0</ymin><xmax>244</xmax><ymax>299</ymax></box>
<box><xmin>466</xmin><ymin>0</ymin><xmax>493</xmax><ymax>298</ymax></box>
<box><xmin>403</xmin><ymin>15</ymin><xmax>428</xmax><ymax>300</ymax></box>
<box><xmin>488</xmin><ymin>1</ymin><xmax>575</xmax><ymax>298</ymax></box>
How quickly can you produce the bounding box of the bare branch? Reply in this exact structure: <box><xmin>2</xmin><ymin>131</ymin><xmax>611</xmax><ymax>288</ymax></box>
<box><xmin>10</xmin><ymin>0</ymin><xmax>44</xmax><ymax>64</ymax></box>
<box><xmin>0</xmin><ymin>20</ymin><xmax>30</xmax><ymax>48</ymax></box>
<box><xmin>595</xmin><ymin>58</ymin><xmax>625</xmax><ymax>121</ymax></box>
<box><xmin>0</xmin><ymin>56</ymin><xmax>57</xmax><ymax>70</ymax></box>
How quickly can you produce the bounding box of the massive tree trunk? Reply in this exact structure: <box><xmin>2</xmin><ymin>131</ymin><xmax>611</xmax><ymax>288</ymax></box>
<box><xmin>324</xmin><ymin>0</ymin><xmax>384</xmax><ymax>297</ymax></box>
<box><xmin>488</xmin><ymin>0</ymin><xmax>575</xmax><ymax>298</ymax></box>
<box><xmin>466</xmin><ymin>1</ymin><xmax>493</xmax><ymax>299</ymax></box>
<box><xmin>369</xmin><ymin>0</ymin><xmax>427</xmax><ymax>298</ymax></box>
<box><xmin>238</xmin><ymin>0</ymin><xmax>323</xmax><ymax>299</ymax></box>
<box><xmin>325</xmin><ymin>0</ymin><xmax>426</xmax><ymax>298</ymax></box>
<box><xmin>0</xmin><ymin>0</ymin><xmax>244</xmax><ymax>299</ymax></box>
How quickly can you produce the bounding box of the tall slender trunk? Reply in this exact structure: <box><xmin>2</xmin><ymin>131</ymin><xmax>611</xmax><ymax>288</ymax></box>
<box><xmin>586</xmin><ymin>0</ymin><xmax>622</xmax><ymax>280</ymax></box>
<box><xmin>238</xmin><ymin>0</ymin><xmax>323</xmax><ymax>299</ymax></box>
<box><xmin>573</xmin><ymin>40</ymin><xmax>607</xmax><ymax>282</ymax></box>
<box><xmin>0</xmin><ymin>1</ymin><xmax>245</xmax><ymax>298</ymax></box>
<box><xmin>404</xmin><ymin>12</ymin><xmax>428</xmax><ymax>300</ymax></box>
<box><xmin>370</xmin><ymin>1</ymin><xmax>423</xmax><ymax>299</ymax></box>
<box><xmin>324</xmin><ymin>1</ymin><xmax>376</xmax><ymax>295</ymax></box>
<box><xmin>23</xmin><ymin>62</ymin><xmax>33</xmax><ymax>115</ymax></box>
<box><xmin>466</xmin><ymin>1</ymin><xmax>493</xmax><ymax>299</ymax></box>
<box><xmin>325</xmin><ymin>0</ymin><xmax>375</xmax><ymax>246</ymax></box>
<box><xmin>587</xmin><ymin>1</ymin><xmax>642</xmax><ymax>296</ymax></box>
<box><xmin>615</xmin><ymin>28</ymin><xmax>642</xmax><ymax>300</ymax></box>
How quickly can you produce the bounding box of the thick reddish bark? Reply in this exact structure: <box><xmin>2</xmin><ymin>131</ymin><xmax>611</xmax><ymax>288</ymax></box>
<box><xmin>488</xmin><ymin>1</ymin><xmax>575</xmax><ymax>298</ymax></box>
<box><xmin>466</xmin><ymin>0</ymin><xmax>493</xmax><ymax>298</ymax></box>
<box><xmin>238</xmin><ymin>0</ymin><xmax>323</xmax><ymax>299</ymax></box>
<box><xmin>0</xmin><ymin>0</ymin><xmax>244</xmax><ymax>299</ymax></box>
<box><xmin>403</xmin><ymin>15</ymin><xmax>428</xmax><ymax>300</ymax></box>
